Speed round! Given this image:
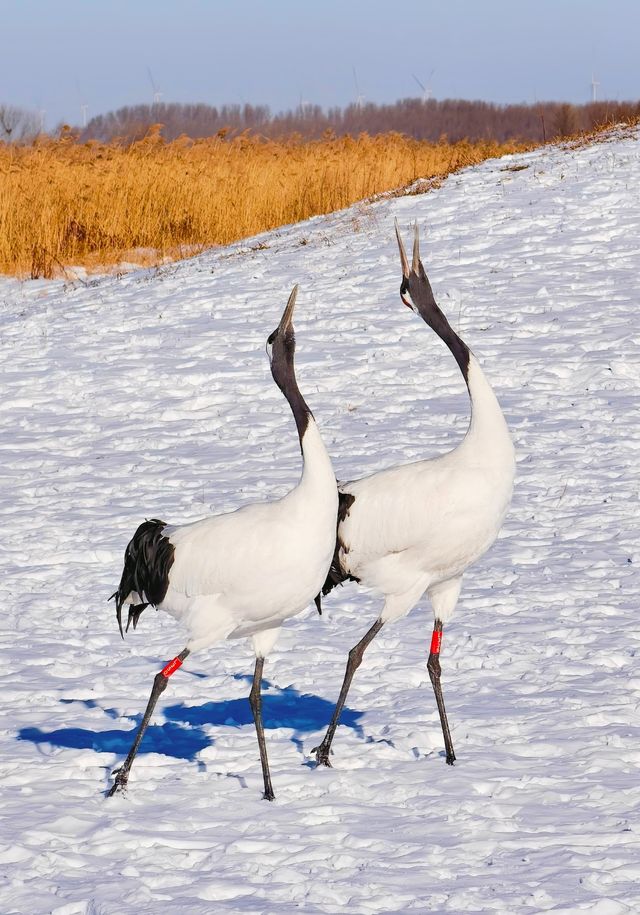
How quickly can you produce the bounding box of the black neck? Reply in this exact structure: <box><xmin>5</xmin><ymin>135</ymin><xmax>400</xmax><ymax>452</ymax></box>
<box><xmin>271</xmin><ymin>329</ymin><xmax>311</xmax><ymax>444</ymax></box>
<box><xmin>283</xmin><ymin>373</ymin><xmax>312</xmax><ymax>443</ymax></box>
<box><xmin>407</xmin><ymin>268</ymin><xmax>471</xmax><ymax>385</ymax></box>
<box><xmin>425</xmin><ymin>306</ymin><xmax>471</xmax><ymax>385</ymax></box>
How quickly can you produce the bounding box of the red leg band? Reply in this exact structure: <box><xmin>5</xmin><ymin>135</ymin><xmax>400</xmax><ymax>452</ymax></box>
<box><xmin>161</xmin><ymin>656</ymin><xmax>183</xmax><ymax>678</ymax></box>
<box><xmin>430</xmin><ymin>629</ymin><xmax>442</xmax><ymax>656</ymax></box>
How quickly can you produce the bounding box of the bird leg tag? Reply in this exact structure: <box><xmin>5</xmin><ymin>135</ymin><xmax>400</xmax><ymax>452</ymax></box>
<box><xmin>429</xmin><ymin>628</ymin><xmax>442</xmax><ymax>656</ymax></box>
<box><xmin>161</xmin><ymin>656</ymin><xmax>183</xmax><ymax>678</ymax></box>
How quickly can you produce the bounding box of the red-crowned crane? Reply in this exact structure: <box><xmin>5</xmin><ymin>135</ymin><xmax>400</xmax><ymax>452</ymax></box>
<box><xmin>314</xmin><ymin>223</ymin><xmax>515</xmax><ymax>767</ymax></box>
<box><xmin>108</xmin><ymin>286</ymin><xmax>338</xmax><ymax>800</ymax></box>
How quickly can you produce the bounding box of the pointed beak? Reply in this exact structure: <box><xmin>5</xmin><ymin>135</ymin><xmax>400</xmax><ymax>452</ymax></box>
<box><xmin>412</xmin><ymin>221</ymin><xmax>421</xmax><ymax>274</ymax></box>
<box><xmin>278</xmin><ymin>284</ymin><xmax>299</xmax><ymax>332</ymax></box>
<box><xmin>394</xmin><ymin>218</ymin><xmax>411</xmax><ymax>278</ymax></box>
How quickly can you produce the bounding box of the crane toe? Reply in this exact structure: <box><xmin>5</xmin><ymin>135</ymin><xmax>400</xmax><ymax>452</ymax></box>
<box><xmin>312</xmin><ymin>743</ymin><xmax>333</xmax><ymax>767</ymax></box>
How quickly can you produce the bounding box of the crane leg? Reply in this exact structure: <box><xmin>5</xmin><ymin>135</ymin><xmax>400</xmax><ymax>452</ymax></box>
<box><xmin>314</xmin><ymin>618</ymin><xmax>384</xmax><ymax>767</ymax></box>
<box><xmin>248</xmin><ymin>656</ymin><xmax>275</xmax><ymax>801</ymax></box>
<box><xmin>107</xmin><ymin>648</ymin><xmax>190</xmax><ymax>797</ymax></box>
<box><xmin>427</xmin><ymin>620</ymin><xmax>456</xmax><ymax>765</ymax></box>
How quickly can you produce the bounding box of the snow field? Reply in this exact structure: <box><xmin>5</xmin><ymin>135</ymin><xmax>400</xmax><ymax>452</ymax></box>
<box><xmin>0</xmin><ymin>127</ymin><xmax>639</xmax><ymax>913</ymax></box>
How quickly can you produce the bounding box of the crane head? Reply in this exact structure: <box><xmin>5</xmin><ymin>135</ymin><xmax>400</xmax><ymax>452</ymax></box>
<box><xmin>394</xmin><ymin>219</ymin><xmax>470</xmax><ymax>379</ymax></box>
<box><xmin>266</xmin><ymin>284</ymin><xmax>298</xmax><ymax>389</ymax></box>
<box><xmin>394</xmin><ymin>219</ymin><xmax>438</xmax><ymax>318</ymax></box>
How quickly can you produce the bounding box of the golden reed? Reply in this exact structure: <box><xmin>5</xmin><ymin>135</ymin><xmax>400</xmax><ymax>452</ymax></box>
<box><xmin>0</xmin><ymin>131</ymin><xmax>530</xmax><ymax>277</ymax></box>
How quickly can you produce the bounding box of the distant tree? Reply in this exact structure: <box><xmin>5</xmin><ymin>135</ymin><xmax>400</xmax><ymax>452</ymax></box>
<box><xmin>552</xmin><ymin>103</ymin><xmax>580</xmax><ymax>138</ymax></box>
<box><xmin>80</xmin><ymin>97</ymin><xmax>640</xmax><ymax>146</ymax></box>
<box><xmin>0</xmin><ymin>104</ymin><xmax>40</xmax><ymax>143</ymax></box>
<box><xmin>82</xmin><ymin>102</ymin><xmax>272</xmax><ymax>143</ymax></box>
<box><xmin>582</xmin><ymin>100</ymin><xmax>640</xmax><ymax>131</ymax></box>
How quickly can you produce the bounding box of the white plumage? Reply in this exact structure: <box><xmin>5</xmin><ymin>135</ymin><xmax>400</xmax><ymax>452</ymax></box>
<box><xmin>109</xmin><ymin>286</ymin><xmax>337</xmax><ymax>800</ymax></box>
<box><xmin>337</xmin><ymin>358</ymin><xmax>514</xmax><ymax>620</ymax></box>
<box><xmin>315</xmin><ymin>223</ymin><xmax>515</xmax><ymax>767</ymax></box>
<box><xmin>161</xmin><ymin>420</ymin><xmax>336</xmax><ymax>651</ymax></box>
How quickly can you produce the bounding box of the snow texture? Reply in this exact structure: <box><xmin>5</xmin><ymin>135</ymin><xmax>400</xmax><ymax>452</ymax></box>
<box><xmin>1</xmin><ymin>127</ymin><xmax>639</xmax><ymax>914</ymax></box>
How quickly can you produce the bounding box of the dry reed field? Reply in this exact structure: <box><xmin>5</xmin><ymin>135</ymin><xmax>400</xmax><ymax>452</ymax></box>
<box><xmin>0</xmin><ymin>131</ymin><xmax>531</xmax><ymax>277</ymax></box>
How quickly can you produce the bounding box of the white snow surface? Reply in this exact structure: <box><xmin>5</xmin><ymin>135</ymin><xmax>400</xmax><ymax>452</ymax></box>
<box><xmin>1</xmin><ymin>128</ymin><xmax>639</xmax><ymax>914</ymax></box>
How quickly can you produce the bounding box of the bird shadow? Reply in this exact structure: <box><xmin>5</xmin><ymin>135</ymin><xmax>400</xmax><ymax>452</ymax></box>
<box><xmin>18</xmin><ymin>720</ymin><xmax>211</xmax><ymax>761</ymax></box>
<box><xmin>17</xmin><ymin>677</ymin><xmax>364</xmax><ymax>763</ymax></box>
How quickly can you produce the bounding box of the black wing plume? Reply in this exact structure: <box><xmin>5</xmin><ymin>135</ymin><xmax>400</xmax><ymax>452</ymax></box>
<box><xmin>315</xmin><ymin>492</ymin><xmax>360</xmax><ymax>611</ymax></box>
<box><xmin>109</xmin><ymin>518</ymin><xmax>175</xmax><ymax>638</ymax></box>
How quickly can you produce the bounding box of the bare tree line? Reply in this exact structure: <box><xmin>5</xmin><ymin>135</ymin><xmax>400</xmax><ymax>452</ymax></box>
<box><xmin>0</xmin><ymin>105</ymin><xmax>41</xmax><ymax>143</ymax></box>
<box><xmin>2</xmin><ymin>97</ymin><xmax>639</xmax><ymax>145</ymax></box>
<box><xmin>80</xmin><ymin>98</ymin><xmax>640</xmax><ymax>144</ymax></box>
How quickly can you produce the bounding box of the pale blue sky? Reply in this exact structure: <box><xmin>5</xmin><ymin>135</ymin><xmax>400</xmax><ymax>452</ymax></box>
<box><xmin>1</xmin><ymin>0</ymin><xmax>638</xmax><ymax>129</ymax></box>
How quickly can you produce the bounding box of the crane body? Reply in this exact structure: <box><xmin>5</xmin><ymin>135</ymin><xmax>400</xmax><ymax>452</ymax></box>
<box><xmin>108</xmin><ymin>287</ymin><xmax>338</xmax><ymax>800</ymax></box>
<box><xmin>315</xmin><ymin>224</ymin><xmax>515</xmax><ymax>767</ymax></box>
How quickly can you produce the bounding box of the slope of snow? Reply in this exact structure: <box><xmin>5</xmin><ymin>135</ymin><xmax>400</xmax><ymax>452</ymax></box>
<box><xmin>1</xmin><ymin>127</ymin><xmax>639</xmax><ymax>913</ymax></box>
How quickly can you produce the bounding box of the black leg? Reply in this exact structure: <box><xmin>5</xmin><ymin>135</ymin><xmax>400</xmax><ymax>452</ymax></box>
<box><xmin>427</xmin><ymin>620</ymin><xmax>455</xmax><ymax>765</ymax></box>
<box><xmin>248</xmin><ymin>656</ymin><xmax>275</xmax><ymax>801</ymax></box>
<box><xmin>314</xmin><ymin>618</ymin><xmax>384</xmax><ymax>767</ymax></box>
<box><xmin>107</xmin><ymin>648</ymin><xmax>190</xmax><ymax>797</ymax></box>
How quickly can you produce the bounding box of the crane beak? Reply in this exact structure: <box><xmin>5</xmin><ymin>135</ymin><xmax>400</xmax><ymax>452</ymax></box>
<box><xmin>395</xmin><ymin>219</ymin><xmax>411</xmax><ymax>279</ymax></box>
<box><xmin>412</xmin><ymin>221</ymin><xmax>421</xmax><ymax>274</ymax></box>
<box><xmin>395</xmin><ymin>219</ymin><xmax>417</xmax><ymax>310</ymax></box>
<box><xmin>278</xmin><ymin>284</ymin><xmax>299</xmax><ymax>332</ymax></box>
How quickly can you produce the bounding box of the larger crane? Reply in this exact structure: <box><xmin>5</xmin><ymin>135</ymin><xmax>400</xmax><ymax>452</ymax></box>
<box><xmin>108</xmin><ymin>286</ymin><xmax>338</xmax><ymax>800</ymax></box>
<box><xmin>314</xmin><ymin>223</ymin><xmax>515</xmax><ymax>768</ymax></box>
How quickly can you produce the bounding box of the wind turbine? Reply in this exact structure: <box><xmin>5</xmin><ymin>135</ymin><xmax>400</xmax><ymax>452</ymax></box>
<box><xmin>75</xmin><ymin>79</ymin><xmax>89</xmax><ymax>128</ymax></box>
<box><xmin>352</xmin><ymin>67</ymin><xmax>365</xmax><ymax>109</ymax></box>
<box><xmin>413</xmin><ymin>70</ymin><xmax>435</xmax><ymax>102</ymax></box>
<box><xmin>591</xmin><ymin>73</ymin><xmax>600</xmax><ymax>103</ymax></box>
<box><xmin>147</xmin><ymin>67</ymin><xmax>163</xmax><ymax>107</ymax></box>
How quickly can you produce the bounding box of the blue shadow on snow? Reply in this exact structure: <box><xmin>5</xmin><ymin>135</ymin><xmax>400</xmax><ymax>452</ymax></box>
<box><xmin>17</xmin><ymin>677</ymin><xmax>363</xmax><ymax>762</ymax></box>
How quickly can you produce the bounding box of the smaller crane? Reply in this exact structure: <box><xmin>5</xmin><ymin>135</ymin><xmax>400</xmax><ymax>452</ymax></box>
<box><xmin>108</xmin><ymin>286</ymin><xmax>338</xmax><ymax>800</ymax></box>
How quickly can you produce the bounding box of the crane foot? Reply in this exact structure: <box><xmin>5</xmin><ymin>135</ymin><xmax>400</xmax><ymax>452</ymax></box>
<box><xmin>312</xmin><ymin>743</ymin><xmax>333</xmax><ymax>768</ymax></box>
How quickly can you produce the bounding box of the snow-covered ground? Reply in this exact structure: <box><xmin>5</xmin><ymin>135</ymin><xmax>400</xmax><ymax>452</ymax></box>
<box><xmin>1</xmin><ymin>127</ymin><xmax>639</xmax><ymax>914</ymax></box>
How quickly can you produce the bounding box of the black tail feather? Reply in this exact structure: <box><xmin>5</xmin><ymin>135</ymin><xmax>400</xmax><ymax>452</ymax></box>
<box><xmin>109</xmin><ymin>519</ymin><xmax>175</xmax><ymax>638</ymax></box>
<box><xmin>315</xmin><ymin>491</ymin><xmax>359</xmax><ymax>608</ymax></box>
